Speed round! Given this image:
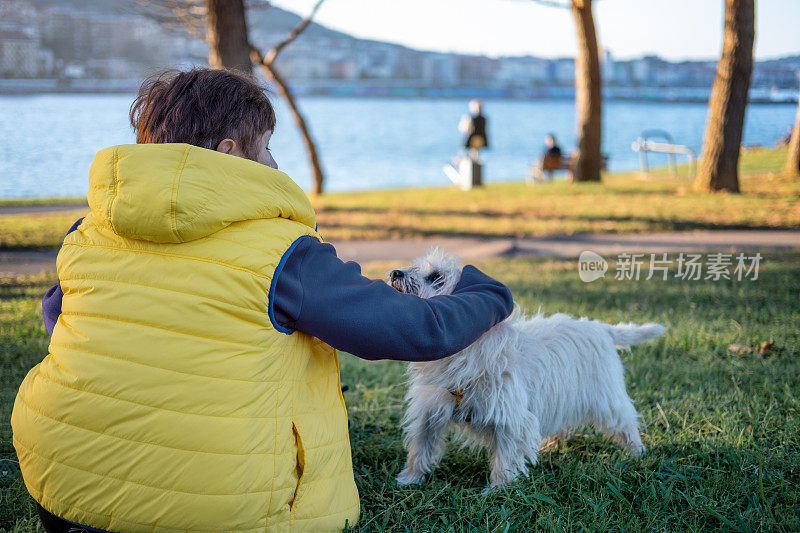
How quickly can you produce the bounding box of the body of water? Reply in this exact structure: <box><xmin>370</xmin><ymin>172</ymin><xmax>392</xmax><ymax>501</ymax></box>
<box><xmin>1</xmin><ymin>94</ymin><xmax>796</xmax><ymax>199</ymax></box>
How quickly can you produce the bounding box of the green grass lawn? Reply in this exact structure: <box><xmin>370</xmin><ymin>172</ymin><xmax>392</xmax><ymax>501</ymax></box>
<box><xmin>2</xmin><ymin>254</ymin><xmax>799</xmax><ymax>531</ymax></box>
<box><xmin>2</xmin><ymin>147</ymin><xmax>799</xmax><ymax>250</ymax></box>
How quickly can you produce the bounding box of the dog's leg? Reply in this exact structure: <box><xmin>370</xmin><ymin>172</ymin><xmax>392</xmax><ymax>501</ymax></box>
<box><xmin>538</xmin><ymin>428</ymin><xmax>569</xmax><ymax>452</ymax></box>
<box><xmin>487</xmin><ymin>426</ymin><xmax>531</xmax><ymax>491</ymax></box>
<box><xmin>594</xmin><ymin>397</ymin><xmax>645</xmax><ymax>457</ymax></box>
<box><xmin>397</xmin><ymin>393</ymin><xmax>454</xmax><ymax>486</ymax></box>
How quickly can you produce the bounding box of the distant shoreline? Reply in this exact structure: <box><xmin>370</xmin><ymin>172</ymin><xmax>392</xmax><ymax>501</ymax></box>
<box><xmin>1</xmin><ymin>78</ymin><xmax>796</xmax><ymax>104</ymax></box>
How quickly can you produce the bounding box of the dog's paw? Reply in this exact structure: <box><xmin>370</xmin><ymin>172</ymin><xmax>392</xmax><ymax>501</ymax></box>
<box><xmin>480</xmin><ymin>485</ymin><xmax>496</xmax><ymax>497</ymax></box>
<box><xmin>396</xmin><ymin>469</ymin><xmax>425</xmax><ymax>486</ymax></box>
<box><xmin>489</xmin><ymin>468</ymin><xmax>519</xmax><ymax>489</ymax></box>
<box><xmin>628</xmin><ymin>443</ymin><xmax>646</xmax><ymax>458</ymax></box>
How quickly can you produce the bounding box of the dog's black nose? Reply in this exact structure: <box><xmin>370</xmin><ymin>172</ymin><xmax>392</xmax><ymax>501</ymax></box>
<box><xmin>391</xmin><ymin>270</ymin><xmax>404</xmax><ymax>281</ymax></box>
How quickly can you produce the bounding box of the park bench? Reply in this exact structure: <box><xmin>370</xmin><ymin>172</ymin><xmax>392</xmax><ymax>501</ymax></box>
<box><xmin>528</xmin><ymin>153</ymin><xmax>609</xmax><ymax>183</ymax></box>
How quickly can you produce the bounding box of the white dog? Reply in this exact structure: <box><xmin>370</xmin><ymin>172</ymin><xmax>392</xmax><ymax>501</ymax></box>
<box><xmin>388</xmin><ymin>249</ymin><xmax>665</xmax><ymax>490</ymax></box>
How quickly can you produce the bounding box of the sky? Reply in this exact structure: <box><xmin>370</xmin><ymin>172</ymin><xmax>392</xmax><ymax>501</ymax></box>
<box><xmin>269</xmin><ymin>0</ymin><xmax>800</xmax><ymax>61</ymax></box>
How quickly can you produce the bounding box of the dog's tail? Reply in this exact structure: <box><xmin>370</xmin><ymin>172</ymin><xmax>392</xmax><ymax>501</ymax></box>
<box><xmin>607</xmin><ymin>322</ymin><xmax>666</xmax><ymax>346</ymax></box>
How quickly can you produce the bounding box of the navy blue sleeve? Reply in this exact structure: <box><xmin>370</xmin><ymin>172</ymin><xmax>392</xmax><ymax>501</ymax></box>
<box><xmin>42</xmin><ymin>217</ymin><xmax>84</xmax><ymax>336</ymax></box>
<box><xmin>272</xmin><ymin>238</ymin><xmax>514</xmax><ymax>362</ymax></box>
<box><xmin>42</xmin><ymin>283</ymin><xmax>63</xmax><ymax>336</ymax></box>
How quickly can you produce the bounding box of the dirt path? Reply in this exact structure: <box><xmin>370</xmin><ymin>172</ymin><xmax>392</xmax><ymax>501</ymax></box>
<box><xmin>2</xmin><ymin>230</ymin><xmax>798</xmax><ymax>277</ymax></box>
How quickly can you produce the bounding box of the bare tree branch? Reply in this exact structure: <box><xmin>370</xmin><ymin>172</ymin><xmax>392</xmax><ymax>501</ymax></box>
<box><xmin>135</xmin><ymin>0</ymin><xmax>207</xmax><ymax>39</ymax></box>
<box><xmin>251</xmin><ymin>45</ymin><xmax>326</xmax><ymax>194</ymax></box>
<box><xmin>136</xmin><ymin>0</ymin><xmax>270</xmax><ymax>41</ymax></box>
<box><xmin>167</xmin><ymin>0</ymin><xmax>207</xmax><ymax>40</ymax></box>
<box><xmin>249</xmin><ymin>0</ymin><xmax>328</xmax><ymax>194</ymax></box>
<box><xmin>264</xmin><ymin>0</ymin><xmax>325</xmax><ymax>66</ymax></box>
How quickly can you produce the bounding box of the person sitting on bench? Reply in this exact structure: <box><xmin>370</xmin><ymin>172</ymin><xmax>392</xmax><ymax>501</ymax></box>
<box><xmin>540</xmin><ymin>133</ymin><xmax>563</xmax><ymax>181</ymax></box>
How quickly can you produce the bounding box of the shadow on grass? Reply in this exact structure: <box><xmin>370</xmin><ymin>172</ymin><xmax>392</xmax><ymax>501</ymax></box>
<box><xmin>567</xmin><ymin>213</ymin><xmax>799</xmax><ymax>232</ymax></box>
<box><xmin>317</xmin><ymin>211</ymin><xmax>799</xmax><ymax>241</ymax></box>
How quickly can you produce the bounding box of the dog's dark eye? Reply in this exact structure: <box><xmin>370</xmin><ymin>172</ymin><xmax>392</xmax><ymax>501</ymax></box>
<box><xmin>425</xmin><ymin>271</ymin><xmax>443</xmax><ymax>285</ymax></box>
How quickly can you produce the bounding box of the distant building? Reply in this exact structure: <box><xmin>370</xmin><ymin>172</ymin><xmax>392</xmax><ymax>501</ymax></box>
<box><xmin>551</xmin><ymin>58</ymin><xmax>575</xmax><ymax>86</ymax></box>
<box><xmin>329</xmin><ymin>58</ymin><xmax>359</xmax><ymax>79</ymax></box>
<box><xmin>631</xmin><ymin>56</ymin><xmax>655</xmax><ymax>85</ymax></box>
<box><xmin>0</xmin><ymin>0</ymin><xmax>38</xmax><ymax>30</ymax></box>
<box><xmin>496</xmin><ymin>56</ymin><xmax>549</xmax><ymax>88</ymax></box>
<box><xmin>421</xmin><ymin>53</ymin><xmax>459</xmax><ymax>86</ymax></box>
<box><xmin>394</xmin><ymin>48</ymin><xmax>425</xmax><ymax>79</ymax></box>
<box><xmin>753</xmin><ymin>63</ymin><xmax>800</xmax><ymax>89</ymax></box>
<box><xmin>610</xmin><ymin>62</ymin><xmax>632</xmax><ymax>85</ymax></box>
<box><xmin>601</xmin><ymin>49</ymin><xmax>615</xmax><ymax>84</ymax></box>
<box><xmin>85</xmin><ymin>58</ymin><xmax>141</xmax><ymax>79</ymax></box>
<box><xmin>458</xmin><ymin>55</ymin><xmax>498</xmax><ymax>85</ymax></box>
<box><xmin>0</xmin><ymin>0</ymin><xmax>797</xmax><ymax>98</ymax></box>
<box><xmin>160</xmin><ymin>32</ymin><xmax>207</xmax><ymax>63</ymax></box>
<box><xmin>355</xmin><ymin>45</ymin><xmax>395</xmax><ymax>79</ymax></box>
<box><xmin>274</xmin><ymin>42</ymin><xmax>330</xmax><ymax>79</ymax></box>
<box><xmin>0</xmin><ymin>0</ymin><xmax>41</xmax><ymax>76</ymax></box>
<box><xmin>40</xmin><ymin>7</ymin><xmax>90</xmax><ymax>60</ymax></box>
<box><xmin>40</xmin><ymin>7</ymin><xmax>167</xmax><ymax>65</ymax></box>
<box><xmin>0</xmin><ymin>30</ymin><xmax>39</xmax><ymax>76</ymax></box>
<box><xmin>37</xmin><ymin>46</ymin><xmax>55</xmax><ymax>75</ymax></box>
<box><xmin>652</xmin><ymin>64</ymin><xmax>683</xmax><ymax>86</ymax></box>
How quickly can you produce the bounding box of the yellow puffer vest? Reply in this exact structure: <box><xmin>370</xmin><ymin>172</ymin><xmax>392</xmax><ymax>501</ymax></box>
<box><xmin>11</xmin><ymin>144</ymin><xmax>360</xmax><ymax>532</ymax></box>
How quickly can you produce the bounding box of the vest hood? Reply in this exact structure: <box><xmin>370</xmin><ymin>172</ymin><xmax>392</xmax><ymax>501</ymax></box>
<box><xmin>87</xmin><ymin>143</ymin><xmax>316</xmax><ymax>243</ymax></box>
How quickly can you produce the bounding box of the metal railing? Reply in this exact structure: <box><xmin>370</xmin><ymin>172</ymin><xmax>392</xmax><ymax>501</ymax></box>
<box><xmin>631</xmin><ymin>129</ymin><xmax>697</xmax><ymax>179</ymax></box>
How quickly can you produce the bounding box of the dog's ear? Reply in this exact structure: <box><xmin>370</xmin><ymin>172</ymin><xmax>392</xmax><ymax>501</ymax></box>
<box><xmin>423</xmin><ymin>247</ymin><xmax>461</xmax><ymax>270</ymax></box>
<box><xmin>424</xmin><ymin>246</ymin><xmax>443</xmax><ymax>264</ymax></box>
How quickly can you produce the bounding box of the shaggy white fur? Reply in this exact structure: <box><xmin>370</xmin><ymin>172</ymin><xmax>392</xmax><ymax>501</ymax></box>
<box><xmin>389</xmin><ymin>248</ymin><xmax>666</xmax><ymax>490</ymax></box>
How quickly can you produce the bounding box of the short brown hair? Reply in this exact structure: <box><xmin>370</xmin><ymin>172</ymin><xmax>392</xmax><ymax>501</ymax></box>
<box><xmin>130</xmin><ymin>68</ymin><xmax>276</xmax><ymax>161</ymax></box>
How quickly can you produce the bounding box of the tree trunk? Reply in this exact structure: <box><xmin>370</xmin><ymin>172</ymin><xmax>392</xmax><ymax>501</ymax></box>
<box><xmin>570</xmin><ymin>0</ymin><xmax>602</xmax><ymax>183</ymax></box>
<box><xmin>784</xmin><ymin>96</ymin><xmax>800</xmax><ymax>175</ymax></box>
<box><xmin>694</xmin><ymin>0</ymin><xmax>754</xmax><ymax>193</ymax></box>
<box><xmin>256</xmin><ymin>59</ymin><xmax>326</xmax><ymax>195</ymax></box>
<box><xmin>205</xmin><ymin>0</ymin><xmax>252</xmax><ymax>75</ymax></box>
